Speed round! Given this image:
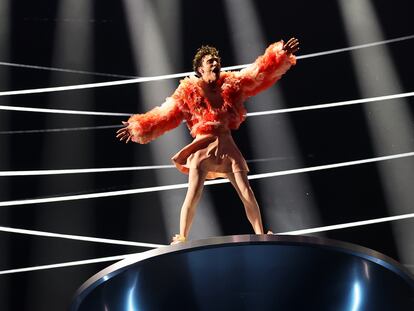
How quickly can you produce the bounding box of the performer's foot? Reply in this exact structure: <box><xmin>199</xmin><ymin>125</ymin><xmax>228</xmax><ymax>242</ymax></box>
<box><xmin>266</xmin><ymin>230</ymin><xmax>274</xmax><ymax>235</ymax></box>
<box><xmin>170</xmin><ymin>234</ymin><xmax>186</xmax><ymax>245</ymax></box>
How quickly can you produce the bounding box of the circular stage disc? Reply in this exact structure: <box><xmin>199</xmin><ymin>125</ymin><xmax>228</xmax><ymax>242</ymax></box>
<box><xmin>71</xmin><ymin>235</ymin><xmax>414</xmax><ymax>311</ymax></box>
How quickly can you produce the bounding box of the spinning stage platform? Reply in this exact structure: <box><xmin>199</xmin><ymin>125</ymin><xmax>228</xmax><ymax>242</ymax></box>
<box><xmin>71</xmin><ymin>235</ymin><xmax>414</xmax><ymax>310</ymax></box>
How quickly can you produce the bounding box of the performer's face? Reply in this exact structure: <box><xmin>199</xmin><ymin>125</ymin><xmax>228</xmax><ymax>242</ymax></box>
<box><xmin>199</xmin><ymin>54</ymin><xmax>221</xmax><ymax>84</ymax></box>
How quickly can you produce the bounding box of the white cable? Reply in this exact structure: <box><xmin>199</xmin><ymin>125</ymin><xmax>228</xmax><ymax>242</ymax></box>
<box><xmin>0</xmin><ymin>157</ymin><xmax>284</xmax><ymax>177</ymax></box>
<box><xmin>0</xmin><ymin>182</ymin><xmax>192</xmax><ymax>207</ymax></box>
<box><xmin>0</xmin><ymin>71</ymin><xmax>194</xmax><ymax>97</ymax></box>
<box><xmin>0</xmin><ymin>104</ymin><xmax>129</xmax><ymax>116</ymax></box>
<box><xmin>295</xmin><ymin>33</ymin><xmax>414</xmax><ymax>60</ymax></box>
<box><xmin>246</xmin><ymin>91</ymin><xmax>414</xmax><ymax>117</ymax></box>
<box><xmin>0</xmin><ymin>151</ymin><xmax>413</xmax><ymax>207</ymax></box>
<box><xmin>0</xmin><ymin>125</ymin><xmax>122</xmax><ymax>135</ymax></box>
<box><xmin>0</xmin><ymin>34</ymin><xmax>413</xmax><ymax>97</ymax></box>
<box><xmin>0</xmin><ymin>253</ymin><xmax>136</xmax><ymax>275</ymax></box>
<box><xmin>0</xmin><ymin>164</ymin><xmax>175</xmax><ymax>176</ymax></box>
<box><xmin>227</xmin><ymin>34</ymin><xmax>414</xmax><ymax>70</ymax></box>
<box><xmin>0</xmin><ymin>210</ymin><xmax>413</xmax><ymax>275</ymax></box>
<box><xmin>0</xmin><ymin>61</ymin><xmax>138</xmax><ymax>79</ymax></box>
<box><xmin>0</xmin><ymin>225</ymin><xmax>165</xmax><ymax>248</ymax></box>
<box><xmin>278</xmin><ymin>212</ymin><xmax>414</xmax><ymax>236</ymax></box>
<box><xmin>247</xmin><ymin>151</ymin><xmax>414</xmax><ymax>181</ymax></box>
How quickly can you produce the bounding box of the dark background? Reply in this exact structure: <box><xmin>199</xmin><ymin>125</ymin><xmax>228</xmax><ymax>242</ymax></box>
<box><xmin>0</xmin><ymin>0</ymin><xmax>413</xmax><ymax>310</ymax></box>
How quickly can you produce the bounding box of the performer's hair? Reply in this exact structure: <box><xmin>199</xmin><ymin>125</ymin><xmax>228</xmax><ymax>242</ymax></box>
<box><xmin>192</xmin><ymin>45</ymin><xmax>220</xmax><ymax>77</ymax></box>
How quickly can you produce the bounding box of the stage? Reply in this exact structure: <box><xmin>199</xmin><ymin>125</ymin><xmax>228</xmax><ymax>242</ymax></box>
<box><xmin>71</xmin><ymin>235</ymin><xmax>414</xmax><ymax>311</ymax></box>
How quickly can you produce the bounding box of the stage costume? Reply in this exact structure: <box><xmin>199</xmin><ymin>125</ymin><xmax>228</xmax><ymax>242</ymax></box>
<box><xmin>127</xmin><ymin>41</ymin><xmax>296</xmax><ymax>179</ymax></box>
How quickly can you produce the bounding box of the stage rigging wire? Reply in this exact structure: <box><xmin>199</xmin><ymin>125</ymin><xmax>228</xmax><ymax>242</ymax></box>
<box><xmin>0</xmin><ymin>225</ymin><xmax>165</xmax><ymax>248</ymax></box>
<box><xmin>0</xmin><ymin>254</ymin><xmax>135</xmax><ymax>275</ymax></box>
<box><xmin>0</xmin><ymin>211</ymin><xmax>413</xmax><ymax>275</ymax></box>
<box><xmin>0</xmin><ymin>157</ymin><xmax>288</xmax><ymax>176</ymax></box>
<box><xmin>0</xmin><ymin>124</ymin><xmax>122</xmax><ymax>135</ymax></box>
<box><xmin>0</xmin><ymin>61</ymin><xmax>138</xmax><ymax>79</ymax></box>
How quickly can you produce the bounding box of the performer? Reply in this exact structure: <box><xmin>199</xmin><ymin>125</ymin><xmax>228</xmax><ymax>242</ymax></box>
<box><xmin>117</xmin><ymin>38</ymin><xmax>299</xmax><ymax>244</ymax></box>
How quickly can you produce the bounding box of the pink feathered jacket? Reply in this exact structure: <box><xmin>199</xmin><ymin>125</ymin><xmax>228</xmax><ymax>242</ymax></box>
<box><xmin>127</xmin><ymin>41</ymin><xmax>296</xmax><ymax>144</ymax></box>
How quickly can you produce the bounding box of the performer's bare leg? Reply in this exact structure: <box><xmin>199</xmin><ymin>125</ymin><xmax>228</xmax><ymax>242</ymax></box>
<box><xmin>227</xmin><ymin>171</ymin><xmax>264</xmax><ymax>234</ymax></box>
<box><xmin>178</xmin><ymin>168</ymin><xmax>208</xmax><ymax>239</ymax></box>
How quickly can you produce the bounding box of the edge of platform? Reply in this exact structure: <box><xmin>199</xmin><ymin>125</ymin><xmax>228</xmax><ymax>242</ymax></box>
<box><xmin>70</xmin><ymin>234</ymin><xmax>414</xmax><ymax>310</ymax></box>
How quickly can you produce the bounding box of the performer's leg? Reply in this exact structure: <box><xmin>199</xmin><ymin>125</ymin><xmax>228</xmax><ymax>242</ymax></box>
<box><xmin>227</xmin><ymin>171</ymin><xmax>264</xmax><ymax>234</ymax></box>
<box><xmin>179</xmin><ymin>168</ymin><xmax>208</xmax><ymax>239</ymax></box>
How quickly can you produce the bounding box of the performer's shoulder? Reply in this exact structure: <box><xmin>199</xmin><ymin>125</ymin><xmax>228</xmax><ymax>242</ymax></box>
<box><xmin>221</xmin><ymin>70</ymin><xmax>241</xmax><ymax>81</ymax></box>
<box><xmin>174</xmin><ymin>75</ymin><xmax>199</xmax><ymax>98</ymax></box>
<box><xmin>220</xmin><ymin>71</ymin><xmax>233</xmax><ymax>78</ymax></box>
<box><xmin>180</xmin><ymin>75</ymin><xmax>198</xmax><ymax>85</ymax></box>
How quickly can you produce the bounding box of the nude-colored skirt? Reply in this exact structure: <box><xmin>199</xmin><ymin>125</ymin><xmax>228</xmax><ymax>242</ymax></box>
<box><xmin>171</xmin><ymin>131</ymin><xmax>249</xmax><ymax>180</ymax></box>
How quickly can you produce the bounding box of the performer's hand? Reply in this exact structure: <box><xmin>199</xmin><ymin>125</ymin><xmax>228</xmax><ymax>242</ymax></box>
<box><xmin>283</xmin><ymin>37</ymin><xmax>300</xmax><ymax>55</ymax></box>
<box><xmin>116</xmin><ymin>121</ymin><xmax>133</xmax><ymax>143</ymax></box>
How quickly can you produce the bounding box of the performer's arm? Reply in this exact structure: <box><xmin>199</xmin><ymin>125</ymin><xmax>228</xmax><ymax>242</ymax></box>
<box><xmin>116</xmin><ymin>91</ymin><xmax>185</xmax><ymax>144</ymax></box>
<box><xmin>237</xmin><ymin>38</ymin><xmax>299</xmax><ymax>97</ymax></box>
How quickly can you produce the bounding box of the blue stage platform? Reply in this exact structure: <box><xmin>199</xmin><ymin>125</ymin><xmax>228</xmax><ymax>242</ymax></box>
<box><xmin>71</xmin><ymin>235</ymin><xmax>414</xmax><ymax>311</ymax></box>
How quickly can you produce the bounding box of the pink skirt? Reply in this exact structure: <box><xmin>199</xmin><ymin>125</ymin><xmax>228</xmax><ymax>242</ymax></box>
<box><xmin>171</xmin><ymin>131</ymin><xmax>249</xmax><ymax>180</ymax></box>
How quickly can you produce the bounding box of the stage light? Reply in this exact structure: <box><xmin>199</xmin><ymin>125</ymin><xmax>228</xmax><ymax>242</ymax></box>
<box><xmin>39</xmin><ymin>0</ymin><xmax>95</xmax><ymax>233</ymax></box>
<box><xmin>0</xmin><ymin>1</ymin><xmax>11</xmax><ymax>310</ymax></box>
<box><xmin>127</xmin><ymin>285</ymin><xmax>137</xmax><ymax>311</ymax></box>
<box><xmin>122</xmin><ymin>0</ymin><xmax>221</xmax><ymax>240</ymax></box>
<box><xmin>41</xmin><ymin>0</ymin><xmax>95</xmax><ymax>175</ymax></box>
<box><xmin>0</xmin><ymin>0</ymin><xmax>11</xmax><ymax>198</ymax></box>
<box><xmin>338</xmin><ymin>0</ymin><xmax>414</xmax><ymax>267</ymax></box>
<box><xmin>350</xmin><ymin>281</ymin><xmax>362</xmax><ymax>311</ymax></box>
<box><xmin>27</xmin><ymin>1</ymin><xmax>96</xmax><ymax>308</ymax></box>
<box><xmin>223</xmin><ymin>0</ymin><xmax>321</xmax><ymax>233</ymax></box>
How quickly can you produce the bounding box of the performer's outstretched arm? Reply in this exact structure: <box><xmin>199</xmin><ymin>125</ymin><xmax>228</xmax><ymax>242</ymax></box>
<box><xmin>116</xmin><ymin>92</ymin><xmax>185</xmax><ymax>144</ymax></box>
<box><xmin>236</xmin><ymin>37</ymin><xmax>299</xmax><ymax>97</ymax></box>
